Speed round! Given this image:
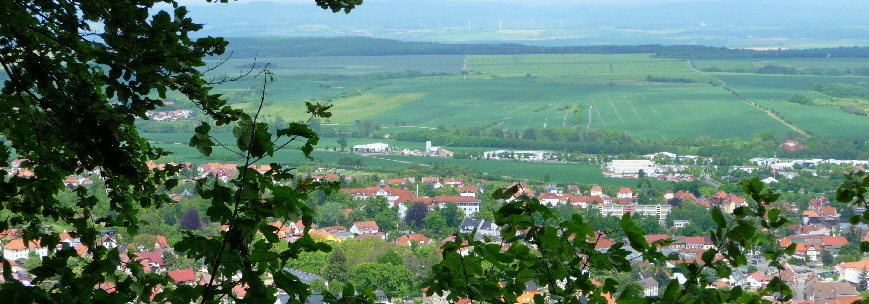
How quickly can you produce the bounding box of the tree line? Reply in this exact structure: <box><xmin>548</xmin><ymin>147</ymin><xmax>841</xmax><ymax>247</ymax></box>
<box><xmin>392</xmin><ymin>126</ymin><xmax>869</xmax><ymax>161</ymax></box>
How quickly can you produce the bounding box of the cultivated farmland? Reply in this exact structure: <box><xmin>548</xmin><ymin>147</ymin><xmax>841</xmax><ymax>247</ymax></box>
<box><xmin>715</xmin><ymin>74</ymin><xmax>869</xmax><ymax>139</ymax></box>
<box><xmin>195</xmin><ymin>54</ymin><xmax>869</xmax><ymax>141</ymax></box>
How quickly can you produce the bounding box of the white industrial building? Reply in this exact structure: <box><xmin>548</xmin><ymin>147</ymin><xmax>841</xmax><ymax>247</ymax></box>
<box><xmin>352</xmin><ymin>143</ymin><xmax>389</xmax><ymax>153</ymax></box>
<box><xmin>606</xmin><ymin>160</ymin><xmax>658</xmax><ymax>174</ymax></box>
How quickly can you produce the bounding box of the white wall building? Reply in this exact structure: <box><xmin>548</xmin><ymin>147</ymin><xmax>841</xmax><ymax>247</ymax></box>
<box><xmin>593</xmin><ymin>204</ymin><xmax>671</xmax><ymax>220</ymax></box>
<box><xmin>2</xmin><ymin>239</ymin><xmax>48</xmax><ymax>261</ymax></box>
<box><xmin>606</xmin><ymin>160</ymin><xmax>657</xmax><ymax>174</ymax></box>
<box><xmin>353</xmin><ymin>143</ymin><xmax>389</xmax><ymax>153</ymax></box>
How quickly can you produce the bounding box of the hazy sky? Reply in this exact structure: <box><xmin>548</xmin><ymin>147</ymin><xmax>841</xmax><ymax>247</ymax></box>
<box><xmin>174</xmin><ymin>0</ymin><xmax>720</xmax><ymax>5</ymax></box>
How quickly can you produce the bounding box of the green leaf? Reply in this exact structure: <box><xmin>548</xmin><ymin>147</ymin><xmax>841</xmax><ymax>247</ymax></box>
<box><xmin>619</xmin><ymin>213</ymin><xmax>649</xmax><ymax>252</ymax></box>
<box><xmin>164</xmin><ymin>178</ymin><xmax>178</xmax><ymax>191</ymax></box>
<box><xmin>711</xmin><ymin>207</ymin><xmax>726</xmax><ymax>229</ymax></box>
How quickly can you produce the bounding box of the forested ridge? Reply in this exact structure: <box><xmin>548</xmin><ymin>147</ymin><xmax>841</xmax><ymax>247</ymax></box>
<box><xmin>224</xmin><ymin>36</ymin><xmax>869</xmax><ymax>59</ymax></box>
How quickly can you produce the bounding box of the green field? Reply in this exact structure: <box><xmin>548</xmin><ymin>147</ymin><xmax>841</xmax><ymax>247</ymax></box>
<box><xmin>141</xmin><ymin>132</ymin><xmax>629</xmax><ymax>185</ymax></box>
<box><xmin>465</xmin><ymin>54</ymin><xmax>713</xmax><ymax>82</ymax></box>
<box><xmin>713</xmin><ymin>74</ymin><xmax>869</xmax><ymax>139</ymax></box>
<box><xmin>374</xmin><ymin>155</ymin><xmax>636</xmax><ymax>186</ymax></box>
<box><xmin>364</xmin><ymin>78</ymin><xmax>788</xmax><ymax>139</ymax></box>
<box><xmin>187</xmin><ymin>54</ymin><xmax>869</xmax><ymax>142</ymax></box>
<box><xmin>691</xmin><ymin>60</ymin><xmax>759</xmax><ymax>71</ymax></box>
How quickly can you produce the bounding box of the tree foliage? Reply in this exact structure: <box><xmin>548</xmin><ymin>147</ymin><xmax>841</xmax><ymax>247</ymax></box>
<box><xmin>0</xmin><ymin>0</ymin><xmax>366</xmax><ymax>303</ymax></box>
<box><xmin>424</xmin><ymin>179</ymin><xmax>794</xmax><ymax>304</ymax></box>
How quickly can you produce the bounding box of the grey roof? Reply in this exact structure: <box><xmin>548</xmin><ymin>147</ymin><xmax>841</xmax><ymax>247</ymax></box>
<box><xmin>478</xmin><ymin>221</ymin><xmax>500</xmax><ymax>231</ymax></box>
<box><xmin>730</xmin><ymin>269</ymin><xmax>747</xmax><ymax>281</ymax></box>
<box><xmin>276</xmin><ymin>293</ymin><xmax>326</xmax><ymax>304</ymax></box>
<box><xmin>306</xmin><ymin>294</ymin><xmax>325</xmax><ymax>304</ymax></box>
<box><xmin>640</xmin><ymin>277</ymin><xmax>658</xmax><ymax>289</ymax></box>
<box><xmin>460</xmin><ymin>218</ymin><xmax>480</xmax><ymax>228</ymax></box>
<box><xmin>374</xmin><ymin>289</ymin><xmax>388</xmax><ymax>299</ymax></box>
<box><xmin>285</xmin><ymin>269</ymin><xmax>325</xmax><ymax>285</ymax></box>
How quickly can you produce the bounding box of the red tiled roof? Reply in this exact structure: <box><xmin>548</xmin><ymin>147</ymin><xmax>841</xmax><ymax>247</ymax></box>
<box><xmin>134</xmin><ymin>251</ymin><xmax>165</xmax><ymax>266</ymax></box>
<box><xmin>827</xmin><ymin>296</ymin><xmax>866</xmax><ymax>304</ymax></box>
<box><xmin>645</xmin><ymin>234</ymin><xmax>670</xmax><ymax>244</ymax></box>
<box><xmin>823</xmin><ymin>236</ymin><xmax>848</xmax><ymax>246</ymax></box>
<box><xmin>459</xmin><ymin>186</ymin><xmax>479</xmax><ymax>193</ymax></box>
<box><xmin>3</xmin><ymin>239</ymin><xmax>41</xmax><ymax>250</ymax></box>
<box><xmin>395</xmin><ymin>234</ymin><xmax>432</xmax><ymax>245</ymax></box>
<box><xmin>538</xmin><ymin>193</ymin><xmax>559</xmax><ymax>200</ymax></box>
<box><xmin>838</xmin><ymin>260</ymin><xmax>869</xmax><ymax>271</ymax></box>
<box><xmin>353</xmin><ymin>221</ymin><xmax>379</xmax><ymax>232</ymax></box>
<box><xmin>168</xmin><ymin>269</ymin><xmax>197</xmax><ymax>282</ymax></box>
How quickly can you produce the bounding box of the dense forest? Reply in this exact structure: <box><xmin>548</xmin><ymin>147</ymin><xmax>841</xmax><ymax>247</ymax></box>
<box><xmin>224</xmin><ymin>36</ymin><xmax>869</xmax><ymax>59</ymax></box>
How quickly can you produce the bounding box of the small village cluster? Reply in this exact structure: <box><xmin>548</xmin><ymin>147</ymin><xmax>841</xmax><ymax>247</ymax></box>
<box><xmin>143</xmin><ymin>109</ymin><xmax>193</xmax><ymax>121</ymax></box>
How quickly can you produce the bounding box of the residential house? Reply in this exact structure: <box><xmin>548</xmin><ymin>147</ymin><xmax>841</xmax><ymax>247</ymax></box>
<box><xmin>802</xmin><ymin>210</ymin><xmax>821</xmax><ymax>225</ymax></box>
<box><xmin>674</xmin><ymin>190</ymin><xmax>698</xmax><ymax>201</ymax></box>
<box><xmin>432</xmin><ymin>196</ymin><xmax>481</xmax><ymax>217</ymax></box>
<box><xmin>444</xmin><ymin>179</ymin><xmax>464</xmax><ymax>187</ymax></box>
<box><xmin>340</xmin><ymin>181</ymin><xmax>415</xmax><ymax>211</ymax></box>
<box><xmin>459</xmin><ymin>186</ymin><xmax>479</xmax><ymax>197</ymax></box>
<box><xmin>2</xmin><ymin>239</ymin><xmax>48</xmax><ymax>261</ymax></box>
<box><xmin>350</xmin><ymin>221</ymin><xmax>379</xmax><ymax>235</ymax></box>
<box><xmin>374</xmin><ymin>290</ymin><xmax>391</xmax><ymax>304</ymax></box>
<box><xmin>836</xmin><ymin>260</ymin><xmax>869</xmax><ymax>283</ymax></box>
<box><xmin>567</xmin><ymin>195</ymin><xmax>603</xmax><ymax>208</ymax></box>
<box><xmin>459</xmin><ymin>218</ymin><xmax>502</xmax><ymax>240</ymax></box>
<box><xmin>640</xmin><ymin>277</ymin><xmax>659</xmax><ymax>297</ymax></box>
<box><xmin>514</xmin><ymin>281</ymin><xmax>538</xmax><ymax>304</ymax></box>
<box><xmin>134</xmin><ymin>251</ymin><xmax>165</xmax><ymax>272</ymax></box>
<box><xmin>804</xmin><ymin>280</ymin><xmax>857</xmax><ymax>304</ymax></box>
<box><xmin>806</xmin><ymin>245</ymin><xmax>822</xmax><ymax>262</ymax></box>
<box><xmin>728</xmin><ymin>269</ymin><xmax>748</xmax><ymax>287</ymax></box>
<box><xmin>168</xmin><ymin>269</ymin><xmax>198</xmax><ymax>285</ymax></box>
<box><xmin>617</xmin><ymin>187</ymin><xmax>633</xmax><ymax>199</ymax></box>
<box><xmin>394</xmin><ymin>234</ymin><xmax>432</xmax><ymax>246</ymax></box>
<box><xmin>746</xmin><ymin>272</ymin><xmax>769</xmax><ymax>289</ymax></box>
<box><xmin>421</xmin><ymin>177</ymin><xmax>442</xmax><ymax>189</ymax></box>
<box><xmin>538</xmin><ymin>193</ymin><xmax>560</xmax><ymax>207</ymax></box>
<box><xmin>309</xmin><ymin>230</ymin><xmax>341</xmax><ymax>243</ymax></box>
<box><xmin>590</xmin><ymin>186</ymin><xmax>603</xmax><ymax>197</ymax></box>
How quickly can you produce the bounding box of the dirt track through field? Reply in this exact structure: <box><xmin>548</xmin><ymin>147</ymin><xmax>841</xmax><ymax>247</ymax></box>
<box><xmin>686</xmin><ymin>60</ymin><xmax>809</xmax><ymax>137</ymax></box>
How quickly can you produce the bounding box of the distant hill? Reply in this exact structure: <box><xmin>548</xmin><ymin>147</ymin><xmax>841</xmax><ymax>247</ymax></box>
<box><xmin>223</xmin><ymin>36</ymin><xmax>869</xmax><ymax>59</ymax></box>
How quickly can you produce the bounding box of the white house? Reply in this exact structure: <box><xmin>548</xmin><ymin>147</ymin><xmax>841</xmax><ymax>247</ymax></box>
<box><xmin>617</xmin><ymin>187</ymin><xmax>633</xmax><ymax>199</ymax></box>
<box><xmin>590</xmin><ymin>186</ymin><xmax>603</xmax><ymax>197</ymax></box>
<box><xmin>640</xmin><ymin>277</ymin><xmax>659</xmax><ymax>297</ymax></box>
<box><xmin>350</xmin><ymin>221</ymin><xmax>380</xmax><ymax>235</ymax></box>
<box><xmin>836</xmin><ymin>260</ymin><xmax>869</xmax><ymax>283</ymax></box>
<box><xmin>3</xmin><ymin>239</ymin><xmax>48</xmax><ymax>261</ymax></box>
<box><xmin>746</xmin><ymin>272</ymin><xmax>768</xmax><ymax>289</ymax></box>
<box><xmin>432</xmin><ymin>196</ymin><xmax>481</xmax><ymax>217</ymax></box>
<box><xmin>538</xmin><ymin>193</ymin><xmax>560</xmax><ymax>207</ymax></box>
